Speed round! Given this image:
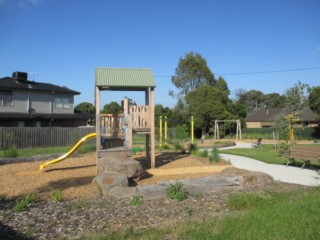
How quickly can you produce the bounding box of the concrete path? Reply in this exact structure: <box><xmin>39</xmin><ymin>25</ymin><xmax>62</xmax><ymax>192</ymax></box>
<box><xmin>219</xmin><ymin>142</ymin><xmax>253</xmax><ymax>149</ymax></box>
<box><xmin>220</xmin><ymin>153</ymin><xmax>320</xmax><ymax>186</ymax></box>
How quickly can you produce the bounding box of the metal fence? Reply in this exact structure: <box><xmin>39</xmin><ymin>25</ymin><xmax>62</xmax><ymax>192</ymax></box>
<box><xmin>0</xmin><ymin>127</ymin><xmax>96</xmax><ymax>150</ymax></box>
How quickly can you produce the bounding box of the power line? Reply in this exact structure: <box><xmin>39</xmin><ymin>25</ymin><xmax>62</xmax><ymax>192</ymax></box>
<box><xmin>154</xmin><ymin>66</ymin><xmax>320</xmax><ymax>78</ymax></box>
<box><xmin>218</xmin><ymin>66</ymin><xmax>320</xmax><ymax>76</ymax></box>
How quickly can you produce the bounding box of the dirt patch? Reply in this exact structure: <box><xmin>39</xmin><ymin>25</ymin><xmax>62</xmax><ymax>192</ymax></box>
<box><xmin>0</xmin><ymin>151</ymin><xmax>231</xmax><ymax>200</ymax></box>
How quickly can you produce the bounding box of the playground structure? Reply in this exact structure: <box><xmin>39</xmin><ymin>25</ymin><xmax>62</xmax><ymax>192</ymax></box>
<box><xmin>95</xmin><ymin>68</ymin><xmax>156</xmax><ymax>168</ymax></box>
<box><xmin>214</xmin><ymin>119</ymin><xmax>242</xmax><ymax>141</ymax></box>
<box><xmin>39</xmin><ymin>68</ymin><xmax>156</xmax><ymax>173</ymax></box>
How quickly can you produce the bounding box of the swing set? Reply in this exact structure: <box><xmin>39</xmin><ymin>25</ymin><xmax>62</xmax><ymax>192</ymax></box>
<box><xmin>214</xmin><ymin>119</ymin><xmax>242</xmax><ymax>141</ymax></box>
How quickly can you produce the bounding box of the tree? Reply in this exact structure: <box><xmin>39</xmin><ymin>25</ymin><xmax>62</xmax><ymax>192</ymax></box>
<box><xmin>171</xmin><ymin>52</ymin><xmax>216</xmax><ymax>95</ymax></box>
<box><xmin>262</xmin><ymin>93</ymin><xmax>285</xmax><ymax>109</ymax></box>
<box><xmin>308</xmin><ymin>86</ymin><xmax>320</xmax><ymax>116</ymax></box>
<box><xmin>74</xmin><ymin>102</ymin><xmax>95</xmax><ymax>114</ymax></box>
<box><xmin>238</xmin><ymin>90</ymin><xmax>264</xmax><ymax>114</ymax></box>
<box><xmin>215</xmin><ymin>76</ymin><xmax>230</xmax><ymax>103</ymax></box>
<box><xmin>101</xmin><ymin>101</ymin><xmax>122</xmax><ymax>114</ymax></box>
<box><xmin>284</xmin><ymin>81</ymin><xmax>309</xmax><ymax>114</ymax></box>
<box><xmin>185</xmin><ymin>85</ymin><xmax>233</xmax><ymax>137</ymax></box>
<box><xmin>234</xmin><ymin>88</ymin><xmax>247</xmax><ymax>102</ymax></box>
<box><xmin>155</xmin><ymin>104</ymin><xmax>173</xmax><ymax>127</ymax></box>
<box><xmin>171</xmin><ymin>98</ymin><xmax>190</xmax><ymax>126</ymax></box>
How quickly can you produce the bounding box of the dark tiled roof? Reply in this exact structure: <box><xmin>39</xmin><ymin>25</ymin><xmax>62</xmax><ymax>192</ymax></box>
<box><xmin>0</xmin><ymin>77</ymin><xmax>80</xmax><ymax>95</ymax></box>
<box><xmin>246</xmin><ymin>108</ymin><xmax>284</xmax><ymax>122</ymax></box>
<box><xmin>298</xmin><ymin>108</ymin><xmax>319</xmax><ymax>121</ymax></box>
<box><xmin>246</xmin><ymin>107</ymin><xmax>318</xmax><ymax>122</ymax></box>
<box><xmin>0</xmin><ymin>112</ymin><xmax>94</xmax><ymax>120</ymax></box>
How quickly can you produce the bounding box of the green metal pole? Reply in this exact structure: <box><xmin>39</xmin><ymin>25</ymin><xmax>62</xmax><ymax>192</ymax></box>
<box><xmin>164</xmin><ymin>116</ymin><xmax>167</xmax><ymax>145</ymax></box>
<box><xmin>191</xmin><ymin>116</ymin><xmax>194</xmax><ymax>144</ymax></box>
<box><xmin>159</xmin><ymin>116</ymin><xmax>162</xmax><ymax>147</ymax></box>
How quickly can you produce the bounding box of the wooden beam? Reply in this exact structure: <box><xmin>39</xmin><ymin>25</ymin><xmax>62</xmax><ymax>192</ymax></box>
<box><xmin>145</xmin><ymin>88</ymin><xmax>150</xmax><ymax>162</ymax></box>
<box><xmin>123</xmin><ymin>97</ymin><xmax>132</xmax><ymax>148</ymax></box>
<box><xmin>95</xmin><ymin>86</ymin><xmax>101</xmax><ymax>174</ymax></box>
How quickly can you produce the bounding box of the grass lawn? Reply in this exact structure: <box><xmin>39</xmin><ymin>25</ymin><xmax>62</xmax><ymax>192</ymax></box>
<box><xmin>79</xmin><ymin>188</ymin><xmax>320</xmax><ymax>240</ymax></box>
<box><xmin>221</xmin><ymin>144</ymin><xmax>320</xmax><ymax>168</ymax></box>
<box><xmin>221</xmin><ymin>144</ymin><xmax>287</xmax><ymax>164</ymax></box>
<box><xmin>0</xmin><ymin>144</ymin><xmax>96</xmax><ymax>158</ymax></box>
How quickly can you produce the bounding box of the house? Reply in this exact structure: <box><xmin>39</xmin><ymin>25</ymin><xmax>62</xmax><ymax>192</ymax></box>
<box><xmin>0</xmin><ymin>71</ymin><xmax>94</xmax><ymax>127</ymax></box>
<box><xmin>246</xmin><ymin>107</ymin><xmax>318</xmax><ymax>128</ymax></box>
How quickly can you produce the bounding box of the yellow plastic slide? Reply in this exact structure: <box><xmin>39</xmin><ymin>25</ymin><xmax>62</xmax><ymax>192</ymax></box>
<box><xmin>39</xmin><ymin>132</ymin><xmax>96</xmax><ymax>171</ymax></box>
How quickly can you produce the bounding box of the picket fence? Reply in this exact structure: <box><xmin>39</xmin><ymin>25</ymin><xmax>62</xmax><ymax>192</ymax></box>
<box><xmin>0</xmin><ymin>127</ymin><xmax>96</xmax><ymax>150</ymax></box>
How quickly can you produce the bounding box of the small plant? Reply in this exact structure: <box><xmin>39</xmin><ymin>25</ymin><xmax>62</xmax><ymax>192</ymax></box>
<box><xmin>50</xmin><ymin>189</ymin><xmax>63</xmax><ymax>203</ymax></box>
<box><xmin>201</xmin><ymin>150</ymin><xmax>209</xmax><ymax>157</ymax></box>
<box><xmin>162</xmin><ymin>144</ymin><xmax>171</xmax><ymax>150</ymax></box>
<box><xmin>157</xmin><ymin>144</ymin><xmax>171</xmax><ymax>151</ymax></box>
<box><xmin>173</xmin><ymin>141</ymin><xmax>184</xmax><ymax>151</ymax></box>
<box><xmin>165</xmin><ymin>181</ymin><xmax>188</xmax><ymax>202</ymax></box>
<box><xmin>192</xmin><ymin>149</ymin><xmax>209</xmax><ymax>158</ymax></box>
<box><xmin>77</xmin><ymin>144</ymin><xmax>96</xmax><ymax>154</ymax></box>
<box><xmin>189</xmin><ymin>143</ymin><xmax>198</xmax><ymax>152</ymax></box>
<box><xmin>191</xmin><ymin>149</ymin><xmax>199</xmax><ymax>156</ymax></box>
<box><xmin>209</xmin><ymin>147</ymin><xmax>220</xmax><ymax>163</ymax></box>
<box><xmin>13</xmin><ymin>193</ymin><xmax>36</xmax><ymax>212</ymax></box>
<box><xmin>130</xmin><ymin>195</ymin><xmax>143</xmax><ymax>206</ymax></box>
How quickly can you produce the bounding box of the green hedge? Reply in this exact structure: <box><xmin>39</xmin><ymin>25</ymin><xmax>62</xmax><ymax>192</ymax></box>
<box><xmin>242</xmin><ymin>127</ymin><xmax>320</xmax><ymax>140</ymax></box>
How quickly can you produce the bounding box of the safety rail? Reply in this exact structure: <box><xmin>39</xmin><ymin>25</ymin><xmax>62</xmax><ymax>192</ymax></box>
<box><xmin>129</xmin><ymin>105</ymin><xmax>151</xmax><ymax>130</ymax></box>
<box><xmin>100</xmin><ymin>114</ymin><xmax>124</xmax><ymax>137</ymax></box>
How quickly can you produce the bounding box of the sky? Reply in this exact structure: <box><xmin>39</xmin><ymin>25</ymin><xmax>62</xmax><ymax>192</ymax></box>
<box><xmin>1</xmin><ymin>0</ymin><xmax>320</xmax><ymax>108</ymax></box>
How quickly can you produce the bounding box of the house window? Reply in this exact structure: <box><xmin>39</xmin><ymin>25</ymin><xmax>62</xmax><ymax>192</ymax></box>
<box><xmin>0</xmin><ymin>91</ymin><xmax>13</xmax><ymax>106</ymax></box>
<box><xmin>54</xmin><ymin>97</ymin><xmax>70</xmax><ymax>109</ymax></box>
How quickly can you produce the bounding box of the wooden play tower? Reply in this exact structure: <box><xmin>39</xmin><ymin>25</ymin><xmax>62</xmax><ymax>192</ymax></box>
<box><xmin>95</xmin><ymin>68</ymin><xmax>156</xmax><ymax>168</ymax></box>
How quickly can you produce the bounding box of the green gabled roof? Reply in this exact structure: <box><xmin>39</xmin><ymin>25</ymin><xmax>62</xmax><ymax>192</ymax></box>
<box><xmin>95</xmin><ymin>68</ymin><xmax>156</xmax><ymax>89</ymax></box>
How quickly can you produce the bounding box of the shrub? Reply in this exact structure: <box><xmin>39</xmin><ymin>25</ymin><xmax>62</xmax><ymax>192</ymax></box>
<box><xmin>209</xmin><ymin>147</ymin><xmax>220</xmax><ymax>163</ymax></box>
<box><xmin>162</xmin><ymin>144</ymin><xmax>171</xmax><ymax>150</ymax></box>
<box><xmin>165</xmin><ymin>181</ymin><xmax>188</xmax><ymax>202</ymax></box>
<box><xmin>50</xmin><ymin>189</ymin><xmax>63</xmax><ymax>203</ymax></box>
<box><xmin>189</xmin><ymin>143</ymin><xmax>198</xmax><ymax>152</ymax></box>
<box><xmin>173</xmin><ymin>141</ymin><xmax>184</xmax><ymax>151</ymax></box>
<box><xmin>130</xmin><ymin>195</ymin><xmax>143</xmax><ymax>206</ymax></box>
<box><xmin>199</xmin><ymin>149</ymin><xmax>208</xmax><ymax>158</ymax></box>
<box><xmin>4</xmin><ymin>146</ymin><xmax>18</xmax><ymax>158</ymax></box>
<box><xmin>77</xmin><ymin>144</ymin><xmax>96</xmax><ymax>154</ymax></box>
<box><xmin>157</xmin><ymin>144</ymin><xmax>171</xmax><ymax>151</ymax></box>
<box><xmin>13</xmin><ymin>193</ymin><xmax>36</xmax><ymax>212</ymax></box>
<box><xmin>175</xmin><ymin>124</ymin><xmax>189</xmax><ymax>140</ymax></box>
<box><xmin>192</xmin><ymin>149</ymin><xmax>208</xmax><ymax>158</ymax></box>
<box><xmin>278</xmin><ymin>142</ymin><xmax>291</xmax><ymax>154</ymax></box>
